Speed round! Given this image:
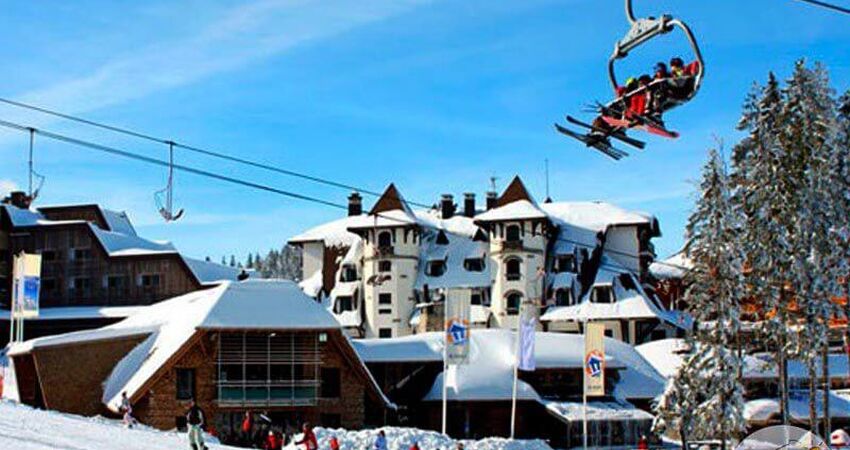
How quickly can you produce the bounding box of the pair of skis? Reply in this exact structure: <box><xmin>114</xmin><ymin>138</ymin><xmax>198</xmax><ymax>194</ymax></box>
<box><xmin>555</xmin><ymin>112</ymin><xmax>678</xmax><ymax>160</ymax></box>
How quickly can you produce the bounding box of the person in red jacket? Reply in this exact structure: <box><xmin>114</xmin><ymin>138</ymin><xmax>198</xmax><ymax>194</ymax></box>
<box><xmin>264</xmin><ymin>430</ymin><xmax>282</xmax><ymax>450</ymax></box>
<box><xmin>241</xmin><ymin>411</ymin><xmax>253</xmax><ymax>446</ymax></box>
<box><xmin>329</xmin><ymin>435</ymin><xmax>341</xmax><ymax>450</ymax></box>
<box><xmin>295</xmin><ymin>423</ymin><xmax>318</xmax><ymax>450</ymax></box>
<box><xmin>409</xmin><ymin>441</ymin><xmax>421</xmax><ymax>450</ymax></box>
<box><xmin>637</xmin><ymin>434</ymin><xmax>649</xmax><ymax>450</ymax></box>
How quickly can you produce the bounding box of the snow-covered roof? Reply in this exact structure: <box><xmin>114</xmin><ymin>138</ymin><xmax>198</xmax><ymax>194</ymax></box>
<box><xmin>88</xmin><ymin>224</ymin><xmax>176</xmax><ymax>257</ymax></box>
<box><xmin>475</xmin><ymin>200</ymin><xmax>548</xmax><ymax>222</ymax></box>
<box><xmin>100</xmin><ymin>209</ymin><xmax>137</xmax><ymax>236</ymax></box>
<box><xmin>540</xmin><ymin>262</ymin><xmax>681</xmax><ymax>326</ymax></box>
<box><xmin>0</xmin><ymin>305</ymin><xmax>144</xmax><ymax>321</ymax></box>
<box><xmin>544</xmin><ymin>399</ymin><xmax>654</xmax><ymax>423</ymax></box>
<box><xmin>414</xmin><ymin>230</ymin><xmax>490</xmax><ymax>290</ymax></box>
<box><xmin>649</xmin><ymin>252</ymin><xmax>692</xmax><ymax>280</ymax></box>
<box><xmin>353</xmin><ymin>329</ymin><xmax>664</xmax><ymax>402</ymax></box>
<box><xmin>288</xmin><ymin>215</ymin><xmax>364</xmax><ymax>248</ymax></box>
<box><xmin>637</xmin><ymin>338</ymin><xmax>850</xmax><ymax>382</ymax></box>
<box><xmin>0</xmin><ymin>204</ymin><xmax>45</xmax><ymax>227</ymax></box>
<box><xmin>182</xmin><ymin>256</ymin><xmax>249</xmax><ymax>285</ymax></box>
<box><xmin>745</xmin><ymin>390</ymin><xmax>850</xmax><ymax>422</ymax></box>
<box><xmin>541</xmin><ymin>201</ymin><xmax>654</xmax><ymax>233</ymax></box>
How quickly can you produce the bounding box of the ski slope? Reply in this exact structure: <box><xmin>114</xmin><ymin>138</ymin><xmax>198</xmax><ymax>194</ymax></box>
<box><xmin>0</xmin><ymin>401</ymin><xmax>552</xmax><ymax>450</ymax></box>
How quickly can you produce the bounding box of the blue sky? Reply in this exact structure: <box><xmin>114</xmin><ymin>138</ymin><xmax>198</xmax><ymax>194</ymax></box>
<box><xmin>0</xmin><ymin>0</ymin><xmax>848</xmax><ymax>262</ymax></box>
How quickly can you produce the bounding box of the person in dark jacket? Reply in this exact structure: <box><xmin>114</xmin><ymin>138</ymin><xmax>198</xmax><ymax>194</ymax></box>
<box><xmin>185</xmin><ymin>400</ymin><xmax>207</xmax><ymax>450</ymax></box>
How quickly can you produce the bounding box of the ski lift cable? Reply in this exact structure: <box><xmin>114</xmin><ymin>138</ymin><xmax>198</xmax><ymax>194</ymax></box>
<box><xmin>0</xmin><ymin>116</ymin><xmax>700</xmax><ymax>275</ymax></box>
<box><xmin>0</xmin><ymin>97</ymin><xmax>433</xmax><ymax>210</ymax></box>
<box><xmin>790</xmin><ymin>0</ymin><xmax>850</xmax><ymax>15</ymax></box>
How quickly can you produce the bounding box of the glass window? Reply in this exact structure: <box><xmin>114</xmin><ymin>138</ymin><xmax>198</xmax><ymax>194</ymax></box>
<box><xmin>471</xmin><ymin>292</ymin><xmax>483</xmax><ymax>305</ymax></box>
<box><xmin>505</xmin><ymin>225</ymin><xmax>521</xmax><ymax>242</ymax></box>
<box><xmin>379</xmin><ymin>293</ymin><xmax>392</xmax><ymax>305</ymax></box>
<box><xmin>505</xmin><ymin>258</ymin><xmax>521</xmax><ymax>281</ymax></box>
<box><xmin>592</xmin><ymin>286</ymin><xmax>615</xmax><ymax>304</ymax></box>
<box><xmin>378</xmin><ymin>260</ymin><xmax>392</xmax><ymax>273</ymax></box>
<box><xmin>555</xmin><ymin>255</ymin><xmax>576</xmax><ymax>273</ymax></box>
<box><xmin>334</xmin><ymin>296</ymin><xmax>354</xmax><ymax>313</ymax></box>
<box><xmin>555</xmin><ymin>288</ymin><xmax>574</xmax><ymax>306</ymax></box>
<box><xmin>141</xmin><ymin>274</ymin><xmax>161</xmax><ymax>288</ymax></box>
<box><xmin>378</xmin><ymin>231</ymin><xmax>392</xmax><ymax>247</ymax></box>
<box><xmin>463</xmin><ymin>258</ymin><xmax>485</xmax><ymax>272</ymax></box>
<box><xmin>426</xmin><ymin>260</ymin><xmax>446</xmax><ymax>277</ymax></box>
<box><xmin>107</xmin><ymin>275</ymin><xmax>127</xmax><ymax>289</ymax></box>
<box><xmin>339</xmin><ymin>265</ymin><xmax>358</xmax><ymax>282</ymax></box>
<box><xmin>73</xmin><ymin>248</ymin><xmax>92</xmax><ymax>261</ymax></box>
<box><xmin>379</xmin><ymin>328</ymin><xmax>392</xmax><ymax>339</ymax></box>
<box><xmin>506</xmin><ymin>292</ymin><xmax>522</xmax><ymax>315</ymax></box>
<box><xmin>176</xmin><ymin>368</ymin><xmax>195</xmax><ymax>400</ymax></box>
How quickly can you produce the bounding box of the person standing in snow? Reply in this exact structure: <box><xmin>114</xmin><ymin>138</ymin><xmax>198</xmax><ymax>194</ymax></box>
<box><xmin>408</xmin><ymin>441</ymin><xmax>420</xmax><ymax>450</ymax></box>
<box><xmin>637</xmin><ymin>434</ymin><xmax>648</xmax><ymax>450</ymax></box>
<box><xmin>294</xmin><ymin>422</ymin><xmax>318</xmax><ymax>450</ymax></box>
<box><xmin>119</xmin><ymin>392</ymin><xmax>137</xmax><ymax>428</ymax></box>
<box><xmin>373</xmin><ymin>430</ymin><xmax>388</xmax><ymax>450</ymax></box>
<box><xmin>241</xmin><ymin>410</ymin><xmax>253</xmax><ymax>445</ymax></box>
<box><xmin>185</xmin><ymin>399</ymin><xmax>207</xmax><ymax>450</ymax></box>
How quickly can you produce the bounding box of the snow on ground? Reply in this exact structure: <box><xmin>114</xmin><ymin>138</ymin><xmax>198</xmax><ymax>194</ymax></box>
<box><xmin>286</xmin><ymin>426</ymin><xmax>553</xmax><ymax>450</ymax></box>
<box><xmin>0</xmin><ymin>400</ymin><xmax>234</xmax><ymax>450</ymax></box>
<box><xmin>0</xmin><ymin>401</ymin><xmax>551</xmax><ymax>450</ymax></box>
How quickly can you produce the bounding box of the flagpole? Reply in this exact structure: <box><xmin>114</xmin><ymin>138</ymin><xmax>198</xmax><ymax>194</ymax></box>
<box><xmin>442</xmin><ymin>288</ymin><xmax>448</xmax><ymax>435</ymax></box>
<box><xmin>583</xmin><ymin>317</ymin><xmax>588</xmax><ymax>450</ymax></box>
<box><xmin>510</xmin><ymin>302</ymin><xmax>522</xmax><ymax>439</ymax></box>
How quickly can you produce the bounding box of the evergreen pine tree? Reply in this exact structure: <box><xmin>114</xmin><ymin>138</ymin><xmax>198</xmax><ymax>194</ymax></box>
<box><xmin>656</xmin><ymin>149</ymin><xmax>745</xmax><ymax>448</ymax></box>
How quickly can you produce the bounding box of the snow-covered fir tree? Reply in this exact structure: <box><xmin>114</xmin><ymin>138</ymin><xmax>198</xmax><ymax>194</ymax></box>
<box><xmin>780</xmin><ymin>61</ymin><xmax>838</xmax><ymax>432</ymax></box>
<box><xmin>655</xmin><ymin>149</ymin><xmax>745</xmax><ymax>449</ymax></box>
<box><xmin>730</xmin><ymin>72</ymin><xmax>794</xmax><ymax>423</ymax></box>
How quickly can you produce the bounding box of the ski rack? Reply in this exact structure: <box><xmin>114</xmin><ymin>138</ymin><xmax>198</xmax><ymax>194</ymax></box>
<box><xmin>607</xmin><ymin>0</ymin><xmax>705</xmax><ymax>103</ymax></box>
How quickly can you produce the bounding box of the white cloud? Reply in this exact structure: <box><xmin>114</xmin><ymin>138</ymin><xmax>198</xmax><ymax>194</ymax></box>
<box><xmin>5</xmin><ymin>0</ymin><xmax>430</xmax><ymax>130</ymax></box>
<box><xmin>0</xmin><ymin>179</ymin><xmax>18</xmax><ymax>198</ymax></box>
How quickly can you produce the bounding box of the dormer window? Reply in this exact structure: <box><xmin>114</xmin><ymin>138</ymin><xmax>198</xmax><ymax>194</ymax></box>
<box><xmin>555</xmin><ymin>254</ymin><xmax>576</xmax><ymax>273</ymax></box>
<box><xmin>463</xmin><ymin>258</ymin><xmax>485</xmax><ymax>272</ymax></box>
<box><xmin>591</xmin><ymin>285</ymin><xmax>615</xmax><ymax>304</ymax></box>
<box><xmin>505</xmin><ymin>224</ymin><xmax>521</xmax><ymax>242</ymax></box>
<box><xmin>334</xmin><ymin>296</ymin><xmax>355</xmax><ymax>313</ymax></box>
<box><xmin>426</xmin><ymin>260</ymin><xmax>447</xmax><ymax>277</ymax></box>
<box><xmin>555</xmin><ymin>288</ymin><xmax>575</xmax><ymax>306</ymax></box>
<box><xmin>340</xmin><ymin>265</ymin><xmax>358</xmax><ymax>282</ymax></box>
<box><xmin>505</xmin><ymin>292</ymin><xmax>522</xmax><ymax>315</ymax></box>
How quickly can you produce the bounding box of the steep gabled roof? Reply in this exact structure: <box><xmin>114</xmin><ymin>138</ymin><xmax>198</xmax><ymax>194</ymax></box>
<box><xmin>348</xmin><ymin>184</ymin><xmax>418</xmax><ymax>230</ymax></box>
<box><xmin>496</xmin><ymin>176</ymin><xmax>536</xmax><ymax>208</ymax></box>
<box><xmin>475</xmin><ymin>176</ymin><xmax>548</xmax><ymax>223</ymax></box>
<box><xmin>370</xmin><ymin>183</ymin><xmax>414</xmax><ymax>217</ymax></box>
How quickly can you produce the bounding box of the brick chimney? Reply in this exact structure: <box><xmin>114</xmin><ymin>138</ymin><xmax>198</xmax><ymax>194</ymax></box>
<box><xmin>3</xmin><ymin>191</ymin><xmax>32</xmax><ymax>209</ymax></box>
<box><xmin>463</xmin><ymin>193</ymin><xmax>476</xmax><ymax>218</ymax></box>
<box><xmin>485</xmin><ymin>191</ymin><xmax>497</xmax><ymax>210</ymax></box>
<box><xmin>347</xmin><ymin>192</ymin><xmax>362</xmax><ymax>216</ymax></box>
<box><xmin>440</xmin><ymin>194</ymin><xmax>455</xmax><ymax>219</ymax></box>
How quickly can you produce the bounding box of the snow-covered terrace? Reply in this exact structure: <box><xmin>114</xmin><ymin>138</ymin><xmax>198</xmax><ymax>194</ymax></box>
<box><xmin>352</xmin><ymin>329</ymin><xmax>665</xmax><ymax>402</ymax></box>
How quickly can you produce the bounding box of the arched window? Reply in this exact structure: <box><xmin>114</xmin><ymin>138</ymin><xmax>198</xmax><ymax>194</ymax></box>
<box><xmin>378</xmin><ymin>230</ymin><xmax>392</xmax><ymax>248</ymax></box>
<box><xmin>505</xmin><ymin>224</ymin><xmax>521</xmax><ymax>242</ymax></box>
<box><xmin>505</xmin><ymin>257</ymin><xmax>522</xmax><ymax>281</ymax></box>
<box><xmin>505</xmin><ymin>292</ymin><xmax>522</xmax><ymax>315</ymax></box>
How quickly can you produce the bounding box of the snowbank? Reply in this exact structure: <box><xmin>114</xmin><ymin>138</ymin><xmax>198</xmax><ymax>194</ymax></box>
<box><xmin>0</xmin><ymin>401</ymin><xmax>551</xmax><ymax>450</ymax></box>
<box><xmin>0</xmin><ymin>400</ymin><xmax>234</xmax><ymax>450</ymax></box>
<box><xmin>285</xmin><ymin>426</ymin><xmax>553</xmax><ymax>450</ymax></box>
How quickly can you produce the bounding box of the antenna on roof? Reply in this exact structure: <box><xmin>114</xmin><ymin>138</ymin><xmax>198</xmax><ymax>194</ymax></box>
<box><xmin>489</xmin><ymin>175</ymin><xmax>498</xmax><ymax>193</ymax></box>
<box><xmin>544</xmin><ymin>159</ymin><xmax>552</xmax><ymax>203</ymax></box>
<box><xmin>27</xmin><ymin>128</ymin><xmax>45</xmax><ymax>203</ymax></box>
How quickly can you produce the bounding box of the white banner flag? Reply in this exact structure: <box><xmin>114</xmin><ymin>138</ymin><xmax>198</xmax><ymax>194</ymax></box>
<box><xmin>517</xmin><ymin>306</ymin><xmax>536</xmax><ymax>371</ymax></box>
<box><xmin>584</xmin><ymin>322</ymin><xmax>605</xmax><ymax>397</ymax></box>
<box><xmin>445</xmin><ymin>291</ymin><xmax>471</xmax><ymax>365</ymax></box>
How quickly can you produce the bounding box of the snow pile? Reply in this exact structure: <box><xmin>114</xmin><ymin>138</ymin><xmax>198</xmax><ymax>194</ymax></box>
<box><xmin>475</xmin><ymin>200</ymin><xmax>547</xmax><ymax>222</ymax></box>
<box><xmin>0</xmin><ymin>400</ymin><xmax>234</xmax><ymax>450</ymax></box>
<box><xmin>289</xmin><ymin>215</ymin><xmax>364</xmax><ymax>248</ymax></box>
<box><xmin>541</xmin><ymin>201</ymin><xmax>654</xmax><ymax>233</ymax></box>
<box><xmin>299</xmin><ymin>269</ymin><xmax>324</xmax><ymax>298</ymax></box>
<box><xmin>183</xmin><ymin>256</ymin><xmax>249</xmax><ymax>285</ymax></box>
<box><xmin>649</xmin><ymin>252</ymin><xmax>692</xmax><ymax>280</ymax></box>
<box><xmin>286</xmin><ymin>426</ymin><xmax>553</xmax><ymax>450</ymax></box>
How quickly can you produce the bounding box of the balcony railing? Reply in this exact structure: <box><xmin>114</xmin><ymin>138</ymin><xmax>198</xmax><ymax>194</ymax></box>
<box><xmin>505</xmin><ymin>273</ymin><xmax>522</xmax><ymax>281</ymax></box>
<box><xmin>503</xmin><ymin>241</ymin><xmax>523</xmax><ymax>251</ymax></box>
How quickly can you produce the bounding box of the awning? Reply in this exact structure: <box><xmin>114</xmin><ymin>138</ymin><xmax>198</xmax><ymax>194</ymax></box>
<box><xmin>543</xmin><ymin>399</ymin><xmax>654</xmax><ymax>424</ymax></box>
